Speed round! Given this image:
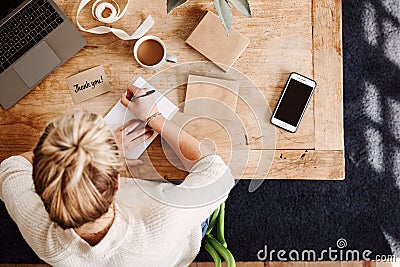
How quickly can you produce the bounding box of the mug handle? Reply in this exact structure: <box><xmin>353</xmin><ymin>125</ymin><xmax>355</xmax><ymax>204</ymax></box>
<box><xmin>166</xmin><ymin>54</ymin><xmax>178</xmax><ymax>63</ymax></box>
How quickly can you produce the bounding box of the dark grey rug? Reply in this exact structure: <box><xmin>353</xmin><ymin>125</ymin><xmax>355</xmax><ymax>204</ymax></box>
<box><xmin>1</xmin><ymin>0</ymin><xmax>400</xmax><ymax>263</ymax></box>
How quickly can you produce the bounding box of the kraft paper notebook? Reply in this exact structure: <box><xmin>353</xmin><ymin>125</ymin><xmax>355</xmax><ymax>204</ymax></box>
<box><xmin>104</xmin><ymin>77</ymin><xmax>178</xmax><ymax>159</ymax></box>
<box><xmin>184</xmin><ymin>74</ymin><xmax>240</xmax><ymax>120</ymax></box>
<box><xmin>185</xmin><ymin>11</ymin><xmax>250</xmax><ymax>72</ymax></box>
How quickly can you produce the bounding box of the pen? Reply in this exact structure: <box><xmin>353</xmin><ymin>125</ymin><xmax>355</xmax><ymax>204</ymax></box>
<box><xmin>130</xmin><ymin>89</ymin><xmax>156</xmax><ymax>102</ymax></box>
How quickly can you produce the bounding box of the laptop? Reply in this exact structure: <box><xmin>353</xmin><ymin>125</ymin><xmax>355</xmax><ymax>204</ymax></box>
<box><xmin>0</xmin><ymin>0</ymin><xmax>86</xmax><ymax>109</ymax></box>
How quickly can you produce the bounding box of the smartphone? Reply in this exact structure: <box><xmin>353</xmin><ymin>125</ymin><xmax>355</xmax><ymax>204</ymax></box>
<box><xmin>271</xmin><ymin>72</ymin><xmax>316</xmax><ymax>133</ymax></box>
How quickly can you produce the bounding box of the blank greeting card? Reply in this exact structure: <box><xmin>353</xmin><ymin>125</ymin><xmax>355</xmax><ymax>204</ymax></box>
<box><xmin>104</xmin><ymin>77</ymin><xmax>178</xmax><ymax>159</ymax></box>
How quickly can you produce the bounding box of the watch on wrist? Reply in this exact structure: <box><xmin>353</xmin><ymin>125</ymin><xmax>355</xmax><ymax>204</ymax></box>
<box><xmin>145</xmin><ymin>112</ymin><xmax>162</xmax><ymax>126</ymax></box>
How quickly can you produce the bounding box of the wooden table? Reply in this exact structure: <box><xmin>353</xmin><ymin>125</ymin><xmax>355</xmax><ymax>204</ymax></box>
<box><xmin>0</xmin><ymin>0</ymin><xmax>344</xmax><ymax>180</ymax></box>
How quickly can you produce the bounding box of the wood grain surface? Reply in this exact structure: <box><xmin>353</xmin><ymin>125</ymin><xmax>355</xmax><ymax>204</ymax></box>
<box><xmin>313</xmin><ymin>0</ymin><xmax>344</xmax><ymax>151</ymax></box>
<box><xmin>0</xmin><ymin>0</ymin><xmax>344</xmax><ymax>180</ymax></box>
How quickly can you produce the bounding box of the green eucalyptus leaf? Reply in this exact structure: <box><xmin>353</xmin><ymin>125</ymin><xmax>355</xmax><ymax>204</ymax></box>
<box><xmin>167</xmin><ymin>0</ymin><xmax>189</xmax><ymax>13</ymax></box>
<box><xmin>213</xmin><ymin>0</ymin><xmax>232</xmax><ymax>35</ymax></box>
<box><xmin>227</xmin><ymin>0</ymin><xmax>252</xmax><ymax>17</ymax></box>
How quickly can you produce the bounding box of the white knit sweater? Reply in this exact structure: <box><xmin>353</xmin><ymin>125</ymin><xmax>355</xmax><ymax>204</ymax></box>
<box><xmin>0</xmin><ymin>155</ymin><xmax>234</xmax><ymax>267</ymax></box>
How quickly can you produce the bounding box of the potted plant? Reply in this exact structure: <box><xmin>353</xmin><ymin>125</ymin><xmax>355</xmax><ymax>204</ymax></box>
<box><xmin>167</xmin><ymin>0</ymin><xmax>252</xmax><ymax>34</ymax></box>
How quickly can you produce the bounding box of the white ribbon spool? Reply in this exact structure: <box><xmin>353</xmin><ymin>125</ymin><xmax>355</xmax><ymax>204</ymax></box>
<box><xmin>76</xmin><ymin>0</ymin><xmax>154</xmax><ymax>40</ymax></box>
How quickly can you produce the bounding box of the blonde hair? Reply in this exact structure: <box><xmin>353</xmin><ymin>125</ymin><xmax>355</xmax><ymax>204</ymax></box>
<box><xmin>33</xmin><ymin>111</ymin><xmax>121</xmax><ymax>229</ymax></box>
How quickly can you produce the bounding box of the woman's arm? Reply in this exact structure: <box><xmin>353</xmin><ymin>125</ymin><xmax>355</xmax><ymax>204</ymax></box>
<box><xmin>120</xmin><ymin>85</ymin><xmax>211</xmax><ymax>171</ymax></box>
<box><xmin>120</xmin><ymin>84</ymin><xmax>235</xmax><ymax>229</ymax></box>
<box><xmin>0</xmin><ymin>156</ymin><xmax>52</xmax><ymax>256</ymax></box>
<box><xmin>147</xmin><ymin>114</ymin><xmax>211</xmax><ymax>170</ymax></box>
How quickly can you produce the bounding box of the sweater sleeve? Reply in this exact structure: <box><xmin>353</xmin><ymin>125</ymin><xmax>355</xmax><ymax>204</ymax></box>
<box><xmin>0</xmin><ymin>156</ymin><xmax>52</xmax><ymax>256</ymax></box>
<box><xmin>136</xmin><ymin>155</ymin><xmax>235</xmax><ymax>233</ymax></box>
<box><xmin>0</xmin><ymin>156</ymin><xmax>33</xmax><ymax>201</ymax></box>
<box><xmin>176</xmin><ymin>154</ymin><xmax>235</xmax><ymax>225</ymax></box>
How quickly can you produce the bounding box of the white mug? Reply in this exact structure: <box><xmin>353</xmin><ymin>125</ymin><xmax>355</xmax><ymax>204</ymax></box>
<box><xmin>133</xmin><ymin>35</ymin><xmax>177</xmax><ymax>70</ymax></box>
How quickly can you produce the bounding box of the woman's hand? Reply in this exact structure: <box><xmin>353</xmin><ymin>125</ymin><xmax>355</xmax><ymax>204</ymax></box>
<box><xmin>120</xmin><ymin>84</ymin><xmax>159</xmax><ymax>122</ymax></box>
<box><xmin>114</xmin><ymin>119</ymin><xmax>154</xmax><ymax>163</ymax></box>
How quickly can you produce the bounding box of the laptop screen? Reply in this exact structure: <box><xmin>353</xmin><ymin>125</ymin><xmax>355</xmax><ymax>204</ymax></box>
<box><xmin>0</xmin><ymin>0</ymin><xmax>26</xmax><ymax>21</ymax></box>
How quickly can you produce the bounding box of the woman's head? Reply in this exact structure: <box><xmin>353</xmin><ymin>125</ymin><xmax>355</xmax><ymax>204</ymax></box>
<box><xmin>33</xmin><ymin>111</ymin><xmax>121</xmax><ymax>229</ymax></box>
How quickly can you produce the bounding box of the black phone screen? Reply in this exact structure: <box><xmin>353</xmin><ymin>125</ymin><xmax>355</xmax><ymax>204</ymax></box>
<box><xmin>274</xmin><ymin>79</ymin><xmax>314</xmax><ymax>126</ymax></box>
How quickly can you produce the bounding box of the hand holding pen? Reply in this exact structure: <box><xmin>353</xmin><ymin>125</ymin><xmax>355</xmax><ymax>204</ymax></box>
<box><xmin>120</xmin><ymin>84</ymin><xmax>159</xmax><ymax>122</ymax></box>
<box><xmin>129</xmin><ymin>89</ymin><xmax>155</xmax><ymax>102</ymax></box>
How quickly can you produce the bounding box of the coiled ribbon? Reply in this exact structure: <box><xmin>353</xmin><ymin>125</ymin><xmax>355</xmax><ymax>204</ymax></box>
<box><xmin>76</xmin><ymin>0</ymin><xmax>154</xmax><ymax>40</ymax></box>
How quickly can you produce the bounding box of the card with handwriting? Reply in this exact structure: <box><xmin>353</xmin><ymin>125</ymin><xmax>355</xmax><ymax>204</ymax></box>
<box><xmin>66</xmin><ymin>66</ymin><xmax>111</xmax><ymax>104</ymax></box>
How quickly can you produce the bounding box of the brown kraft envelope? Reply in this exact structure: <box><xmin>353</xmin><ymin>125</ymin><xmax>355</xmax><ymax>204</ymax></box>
<box><xmin>184</xmin><ymin>74</ymin><xmax>240</xmax><ymax>120</ymax></box>
<box><xmin>186</xmin><ymin>11</ymin><xmax>250</xmax><ymax>72</ymax></box>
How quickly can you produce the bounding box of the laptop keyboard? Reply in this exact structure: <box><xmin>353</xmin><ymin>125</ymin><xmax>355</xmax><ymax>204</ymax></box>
<box><xmin>0</xmin><ymin>0</ymin><xmax>64</xmax><ymax>73</ymax></box>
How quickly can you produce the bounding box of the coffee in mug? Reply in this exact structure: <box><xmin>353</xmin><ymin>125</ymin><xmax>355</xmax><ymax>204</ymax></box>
<box><xmin>133</xmin><ymin>35</ymin><xmax>177</xmax><ymax>70</ymax></box>
<box><xmin>137</xmin><ymin>39</ymin><xmax>164</xmax><ymax>66</ymax></box>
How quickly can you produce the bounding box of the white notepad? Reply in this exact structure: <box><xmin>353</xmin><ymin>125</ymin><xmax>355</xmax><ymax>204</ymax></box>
<box><xmin>104</xmin><ymin>77</ymin><xmax>178</xmax><ymax>159</ymax></box>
